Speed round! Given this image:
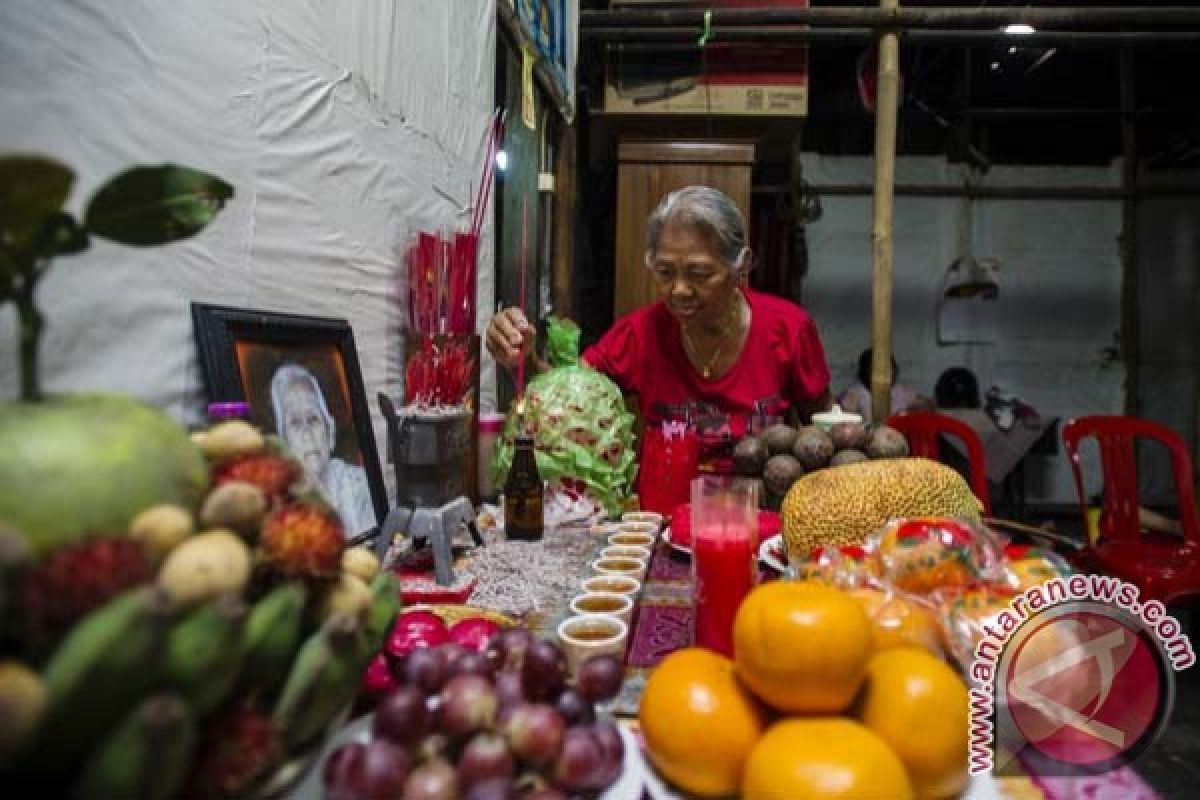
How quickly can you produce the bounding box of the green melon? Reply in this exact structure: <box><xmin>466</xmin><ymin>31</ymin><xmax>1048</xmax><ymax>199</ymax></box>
<box><xmin>0</xmin><ymin>394</ymin><xmax>209</xmax><ymax>555</ymax></box>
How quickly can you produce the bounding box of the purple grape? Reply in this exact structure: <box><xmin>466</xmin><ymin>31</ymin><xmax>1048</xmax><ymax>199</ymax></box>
<box><xmin>437</xmin><ymin>674</ymin><xmax>498</xmax><ymax>739</ymax></box>
<box><xmin>575</xmin><ymin>654</ymin><xmax>624</xmax><ymax>703</ymax></box>
<box><xmin>463</xmin><ymin>777</ymin><xmax>517</xmax><ymax>800</ymax></box>
<box><xmin>452</xmin><ymin>649</ymin><xmax>495</xmax><ymax>681</ymax></box>
<box><xmin>590</xmin><ymin>720</ymin><xmax>625</xmax><ymax>787</ymax></box>
<box><xmin>402</xmin><ymin>758</ymin><xmax>458</xmax><ymax>800</ymax></box>
<box><xmin>486</xmin><ymin>628</ymin><xmax>534</xmax><ymax>672</ymax></box>
<box><xmin>553</xmin><ymin>724</ymin><xmax>624</xmax><ymax>792</ymax></box>
<box><xmin>520</xmin><ymin>640</ymin><xmax>566</xmax><ymax>701</ymax></box>
<box><xmin>494</xmin><ymin>669</ymin><xmax>526</xmax><ymax>714</ymax></box>
<box><xmin>406</xmin><ymin>647</ymin><xmax>449</xmax><ymax>694</ymax></box>
<box><xmin>373</xmin><ymin>686</ymin><xmax>430</xmax><ymax>746</ymax></box>
<box><xmin>501</xmin><ymin>704</ymin><xmax>565</xmax><ymax>766</ymax></box>
<box><xmin>457</xmin><ymin>732</ymin><xmax>516</xmax><ymax>790</ymax></box>
<box><xmin>438</xmin><ymin>642</ymin><xmax>469</xmax><ymax>674</ymax></box>
<box><xmin>323</xmin><ymin>739</ymin><xmax>411</xmax><ymax>800</ymax></box>
<box><xmin>523</xmin><ymin>788</ymin><xmax>568</xmax><ymax>800</ymax></box>
<box><xmin>554</xmin><ymin>688</ymin><xmax>594</xmax><ymax>727</ymax></box>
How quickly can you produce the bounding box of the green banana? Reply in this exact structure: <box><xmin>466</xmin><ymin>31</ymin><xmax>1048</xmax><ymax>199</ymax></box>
<box><xmin>363</xmin><ymin>571</ymin><xmax>402</xmax><ymax>650</ymax></box>
<box><xmin>20</xmin><ymin>586</ymin><xmax>173</xmax><ymax>776</ymax></box>
<box><xmin>164</xmin><ymin>593</ymin><xmax>247</xmax><ymax>717</ymax></box>
<box><xmin>240</xmin><ymin>582</ymin><xmax>307</xmax><ymax>697</ymax></box>
<box><xmin>71</xmin><ymin>693</ymin><xmax>196</xmax><ymax>800</ymax></box>
<box><xmin>272</xmin><ymin>613</ymin><xmax>364</xmax><ymax>750</ymax></box>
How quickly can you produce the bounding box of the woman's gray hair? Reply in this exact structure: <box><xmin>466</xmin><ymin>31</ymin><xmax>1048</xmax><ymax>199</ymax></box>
<box><xmin>270</xmin><ymin>363</ymin><xmax>336</xmax><ymax>450</ymax></box>
<box><xmin>644</xmin><ymin>185</ymin><xmax>750</xmax><ymax>272</ymax></box>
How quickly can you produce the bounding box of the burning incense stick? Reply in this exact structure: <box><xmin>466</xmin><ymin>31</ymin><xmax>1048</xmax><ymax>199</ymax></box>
<box><xmin>515</xmin><ymin>193</ymin><xmax>529</xmax><ymax>400</ymax></box>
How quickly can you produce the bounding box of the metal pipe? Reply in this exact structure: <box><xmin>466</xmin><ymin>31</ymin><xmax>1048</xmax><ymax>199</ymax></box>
<box><xmin>751</xmin><ymin>184</ymin><xmax>1200</xmax><ymax>199</ymax></box>
<box><xmin>586</xmin><ymin>26</ymin><xmax>1200</xmax><ymax>47</ymax></box>
<box><xmin>582</xmin><ymin>7</ymin><xmax>1200</xmax><ymax>31</ymax></box>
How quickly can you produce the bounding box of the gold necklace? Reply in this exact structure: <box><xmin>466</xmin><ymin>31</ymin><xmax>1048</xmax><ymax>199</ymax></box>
<box><xmin>681</xmin><ymin>295</ymin><xmax>745</xmax><ymax>380</ymax></box>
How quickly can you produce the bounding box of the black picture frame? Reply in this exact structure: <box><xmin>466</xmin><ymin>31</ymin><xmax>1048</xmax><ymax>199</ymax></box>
<box><xmin>191</xmin><ymin>302</ymin><xmax>388</xmax><ymax>537</ymax></box>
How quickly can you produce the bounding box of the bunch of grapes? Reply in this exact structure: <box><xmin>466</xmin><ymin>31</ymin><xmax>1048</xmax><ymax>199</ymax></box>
<box><xmin>325</xmin><ymin>627</ymin><xmax>627</xmax><ymax>800</ymax></box>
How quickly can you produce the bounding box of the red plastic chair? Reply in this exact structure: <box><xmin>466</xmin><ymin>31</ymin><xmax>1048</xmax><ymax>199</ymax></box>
<box><xmin>886</xmin><ymin>411</ymin><xmax>992</xmax><ymax>516</ymax></box>
<box><xmin>1062</xmin><ymin>415</ymin><xmax>1200</xmax><ymax>606</ymax></box>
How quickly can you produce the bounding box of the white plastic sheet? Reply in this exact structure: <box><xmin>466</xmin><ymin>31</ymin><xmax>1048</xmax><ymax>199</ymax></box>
<box><xmin>0</xmin><ymin>0</ymin><xmax>497</xmax><ymax>506</ymax></box>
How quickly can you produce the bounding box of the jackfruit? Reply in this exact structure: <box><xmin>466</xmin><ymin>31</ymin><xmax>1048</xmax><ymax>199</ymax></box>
<box><xmin>780</xmin><ymin>458</ymin><xmax>982</xmax><ymax>562</ymax></box>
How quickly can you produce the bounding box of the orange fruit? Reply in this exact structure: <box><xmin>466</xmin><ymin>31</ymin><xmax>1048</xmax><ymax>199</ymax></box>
<box><xmin>742</xmin><ymin>717</ymin><xmax>913</xmax><ymax>800</ymax></box>
<box><xmin>638</xmin><ymin>647</ymin><xmax>766</xmax><ymax>797</ymax></box>
<box><xmin>733</xmin><ymin>581</ymin><xmax>873</xmax><ymax>713</ymax></box>
<box><xmin>860</xmin><ymin>647</ymin><xmax>970</xmax><ymax>798</ymax></box>
<box><xmin>848</xmin><ymin>587</ymin><xmax>943</xmax><ymax>656</ymax></box>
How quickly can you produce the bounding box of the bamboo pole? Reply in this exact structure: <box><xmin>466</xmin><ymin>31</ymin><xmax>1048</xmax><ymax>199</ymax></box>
<box><xmin>582</xmin><ymin>7</ymin><xmax>1200</xmax><ymax>31</ymax></box>
<box><xmin>1119</xmin><ymin>50</ymin><xmax>1141</xmax><ymax>419</ymax></box>
<box><xmin>585</xmin><ymin>27</ymin><xmax>1200</xmax><ymax>48</ymax></box>
<box><xmin>871</xmin><ymin>0</ymin><xmax>901</xmax><ymax>424</ymax></box>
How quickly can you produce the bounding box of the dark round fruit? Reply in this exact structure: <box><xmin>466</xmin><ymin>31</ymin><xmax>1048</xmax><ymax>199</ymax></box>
<box><xmin>553</xmin><ymin>726</ymin><xmax>621</xmax><ymax>792</ymax></box>
<box><xmin>486</xmin><ymin>628</ymin><xmax>534</xmax><ymax>673</ymax></box>
<box><xmin>405</xmin><ymin>647</ymin><xmax>449</xmax><ymax>694</ymax></box>
<box><xmin>402</xmin><ymin>758</ymin><xmax>458</xmax><ymax>800</ymax></box>
<box><xmin>520</xmin><ymin>639</ymin><xmax>566</xmax><ymax>702</ymax></box>
<box><xmin>437</xmin><ymin>674</ymin><xmax>498</xmax><ymax>739</ymax></box>
<box><xmin>493</xmin><ymin>669</ymin><xmax>526</xmax><ymax>713</ymax></box>
<box><xmin>323</xmin><ymin>739</ymin><xmax>411</xmax><ymax>800</ymax></box>
<box><xmin>462</xmin><ymin>777</ymin><xmax>517</xmax><ymax>800</ymax></box>
<box><xmin>575</xmin><ymin>654</ymin><xmax>624</xmax><ymax>703</ymax></box>
<box><xmin>502</xmin><ymin>703</ymin><xmax>566</xmax><ymax>766</ymax></box>
<box><xmin>457</xmin><ymin>732</ymin><xmax>516</xmax><ymax>791</ymax></box>
<box><xmin>373</xmin><ymin>686</ymin><xmax>430</xmax><ymax>746</ymax></box>
<box><xmin>452</xmin><ymin>649</ymin><xmax>495</xmax><ymax>681</ymax></box>
<box><xmin>438</xmin><ymin>642</ymin><xmax>468</xmax><ymax>674</ymax></box>
<box><xmin>554</xmin><ymin>688</ymin><xmax>594</xmax><ymax>727</ymax></box>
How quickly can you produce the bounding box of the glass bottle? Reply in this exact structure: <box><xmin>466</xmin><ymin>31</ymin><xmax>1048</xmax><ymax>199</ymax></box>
<box><xmin>504</xmin><ymin>433</ymin><xmax>544</xmax><ymax>541</ymax></box>
<box><xmin>207</xmin><ymin>401</ymin><xmax>251</xmax><ymax>422</ymax></box>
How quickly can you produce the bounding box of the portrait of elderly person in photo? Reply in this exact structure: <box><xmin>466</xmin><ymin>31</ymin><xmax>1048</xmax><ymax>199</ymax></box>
<box><xmin>270</xmin><ymin>363</ymin><xmax>375</xmax><ymax>537</ymax></box>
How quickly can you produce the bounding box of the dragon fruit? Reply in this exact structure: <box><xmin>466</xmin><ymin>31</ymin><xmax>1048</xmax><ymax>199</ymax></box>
<box><xmin>491</xmin><ymin>317</ymin><xmax>638</xmax><ymax>515</ymax></box>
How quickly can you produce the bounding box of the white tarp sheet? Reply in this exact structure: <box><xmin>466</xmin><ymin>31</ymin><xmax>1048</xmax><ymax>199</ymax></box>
<box><xmin>800</xmin><ymin>155</ymin><xmax>1125</xmax><ymax>505</ymax></box>
<box><xmin>0</xmin><ymin>0</ymin><xmax>497</xmax><ymax>505</ymax></box>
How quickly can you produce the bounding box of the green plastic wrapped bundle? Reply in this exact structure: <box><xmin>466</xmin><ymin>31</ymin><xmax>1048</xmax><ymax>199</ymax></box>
<box><xmin>491</xmin><ymin>317</ymin><xmax>639</xmax><ymax>515</ymax></box>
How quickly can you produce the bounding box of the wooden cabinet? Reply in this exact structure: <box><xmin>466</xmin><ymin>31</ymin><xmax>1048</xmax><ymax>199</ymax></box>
<box><xmin>614</xmin><ymin>140</ymin><xmax>756</xmax><ymax>319</ymax></box>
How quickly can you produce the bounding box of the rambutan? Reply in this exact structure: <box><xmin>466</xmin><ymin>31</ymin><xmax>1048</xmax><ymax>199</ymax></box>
<box><xmin>184</xmin><ymin>705</ymin><xmax>283</xmax><ymax>799</ymax></box>
<box><xmin>20</xmin><ymin>537</ymin><xmax>152</xmax><ymax>657</ymax></box>
<box><xmin>212</xmin><ymin>454</ymin><xmax>299</xmax><ymax>502</ymax></box>
<box><xmin>260</xmin><ymin>504</ymin><xmax>344</xmax><ymax>580</ymax></box>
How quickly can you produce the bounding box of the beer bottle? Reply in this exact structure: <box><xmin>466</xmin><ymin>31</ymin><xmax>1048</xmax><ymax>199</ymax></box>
<box><xmin>504</xmin><ymin>433</ymin><xmax>544</xmax><ymax>541</ymax></box>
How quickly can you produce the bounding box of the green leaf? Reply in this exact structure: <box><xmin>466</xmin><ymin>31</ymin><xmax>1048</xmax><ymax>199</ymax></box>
<box><xmin>85</xmin><ymin>165</ymin><xmax>234</xmax><ymax>247</ymax></box>
<box><xmin>34</xmin><ymin>211</ymin><xmax>89</xmax><ymax>259</ymax></box>
<box><xmin>0</xmin><ymin>154</ymin><xmax>74</xmax><ymax>261</ymax></box>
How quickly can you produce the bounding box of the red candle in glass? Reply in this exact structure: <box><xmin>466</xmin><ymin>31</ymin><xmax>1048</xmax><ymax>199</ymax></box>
<box><xmin>639</xmin><ymin>422</ymin><xmax>699</xmax><ymax>516</ymax></box>
<box><xmin>690</xmin><ymin>477</ymin><xmax>759</xmax><ymax>657</ymax></box>
<box><xmin>692</xmin><ymin>524</ymin><xmax>758</xmax><ymax>656</ymax></box>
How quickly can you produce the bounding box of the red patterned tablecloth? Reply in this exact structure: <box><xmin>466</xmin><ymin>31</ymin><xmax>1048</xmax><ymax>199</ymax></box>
<box><xmin>611</xmin><ymin>539</ymin><xmax>1160</xmax><ymax>800</ymax></box>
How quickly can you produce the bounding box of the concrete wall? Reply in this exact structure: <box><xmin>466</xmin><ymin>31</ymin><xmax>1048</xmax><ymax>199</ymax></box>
<box><xmin>799</xmin><ymin>155</ymin><xmax>1125</xmax><ymax>506</ymax></box>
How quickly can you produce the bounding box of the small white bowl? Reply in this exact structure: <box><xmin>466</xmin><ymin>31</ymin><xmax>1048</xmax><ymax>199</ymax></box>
<box><xmin>622</xmin><ymin>511</ymin><xmax>664</xmax><ymax>528</ymax></box>
<box><xmin>590</xmin><ymin>521</ymin><xmax>621</xmax><ymax>538</ymax></box>
<box><xmin>600</xmin><ymin>545</ymin><xmax>651</xmax><ymax>563</ymax></box>
<box><xmin>608</xmin><ymin>531</ymin><xmax>655</xmax><ymax>549</ymax></box>
<box><xmin>569</xmin><ymin>591</ymin><xmax>634</xmax><ymax>627</ymax></box>
<box><xmin>582</xmin><ymin>574</ymin><xmax>642</xmax><ymax>598</ymax></box>
<box><xmin>557</xmin><ymin>613</ymin><xmax>629</xmax><ymax>677</ymax></box>
<box><xmin>811</xmin><ymin>404</ymin><xmax>864</xmax><ymax>434</ymax></box>
<box><xmin>591</xmin><ymin>557</ymin><xmax>647</xmax><ymax>580</ymax></box>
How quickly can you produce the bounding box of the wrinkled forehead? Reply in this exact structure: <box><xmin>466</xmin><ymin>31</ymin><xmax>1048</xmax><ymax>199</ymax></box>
<box><xmin>648</xmin><ymin>219</ymin><xmax>726</xmax><ymax>262</ymax></box>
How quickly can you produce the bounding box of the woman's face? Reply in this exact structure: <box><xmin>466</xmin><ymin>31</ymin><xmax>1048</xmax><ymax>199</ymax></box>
<box><xmin>283</xmin><ymin>382</ymin><xmax>331</xmax><ymax>479</ymax></box>
<box><xmin>646</xmin><ymin>223</ymin><xmax>738</xmax><ymax>327</ymax></box>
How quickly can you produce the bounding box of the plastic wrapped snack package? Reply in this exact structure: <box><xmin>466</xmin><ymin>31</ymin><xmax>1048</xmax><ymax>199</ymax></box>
<box><xmin>792</xmin><ymin>543</ymin><xmax>881</xmax><ymax>588</ymax></box>
<box><xmin>936</xmin><ymin>584</ymin><xmax>1021</xmax><ymax>672</ymax></box>
<box><xmin>491</xmin><ymin>317</ymin><xmax>639</xmax><ymax>516</ymax></box>
<box><xmin>871</xmin><ymin>516</ymin><xmax>1004</xmax><ymax>595</ymax></box>
<box><xmin>999</xmin><ymin>543</ymin><xmax>1075</xmax><ymax>591</ymax></box>
<box><xmin>846</xmin><ymin>583</ymin><xmax>946</xmax><ymax>658</ymax></box>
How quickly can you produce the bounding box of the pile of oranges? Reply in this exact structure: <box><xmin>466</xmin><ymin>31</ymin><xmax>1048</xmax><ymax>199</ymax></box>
<box><xmin>638</xmin><ymin>581</ymin><xmax>970</xmax><ymax>799</ymax></box>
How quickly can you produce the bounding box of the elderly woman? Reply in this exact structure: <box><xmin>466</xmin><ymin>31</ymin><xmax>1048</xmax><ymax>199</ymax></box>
<box><xmin>486</xmin><ymin>185</ymin><xmax>832</xmax><ymax>472</ymax></box>
<box><xmin>270</xmin><ymin>363</ymin><xmax>375</xmax><ymax>536</ymax></box>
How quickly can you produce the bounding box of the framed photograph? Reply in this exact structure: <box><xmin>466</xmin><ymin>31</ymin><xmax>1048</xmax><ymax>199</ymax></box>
<box><xmin>191</xmin><ymin>303</ymin><xmax>387</xmax><ymax>538</ymax></box>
